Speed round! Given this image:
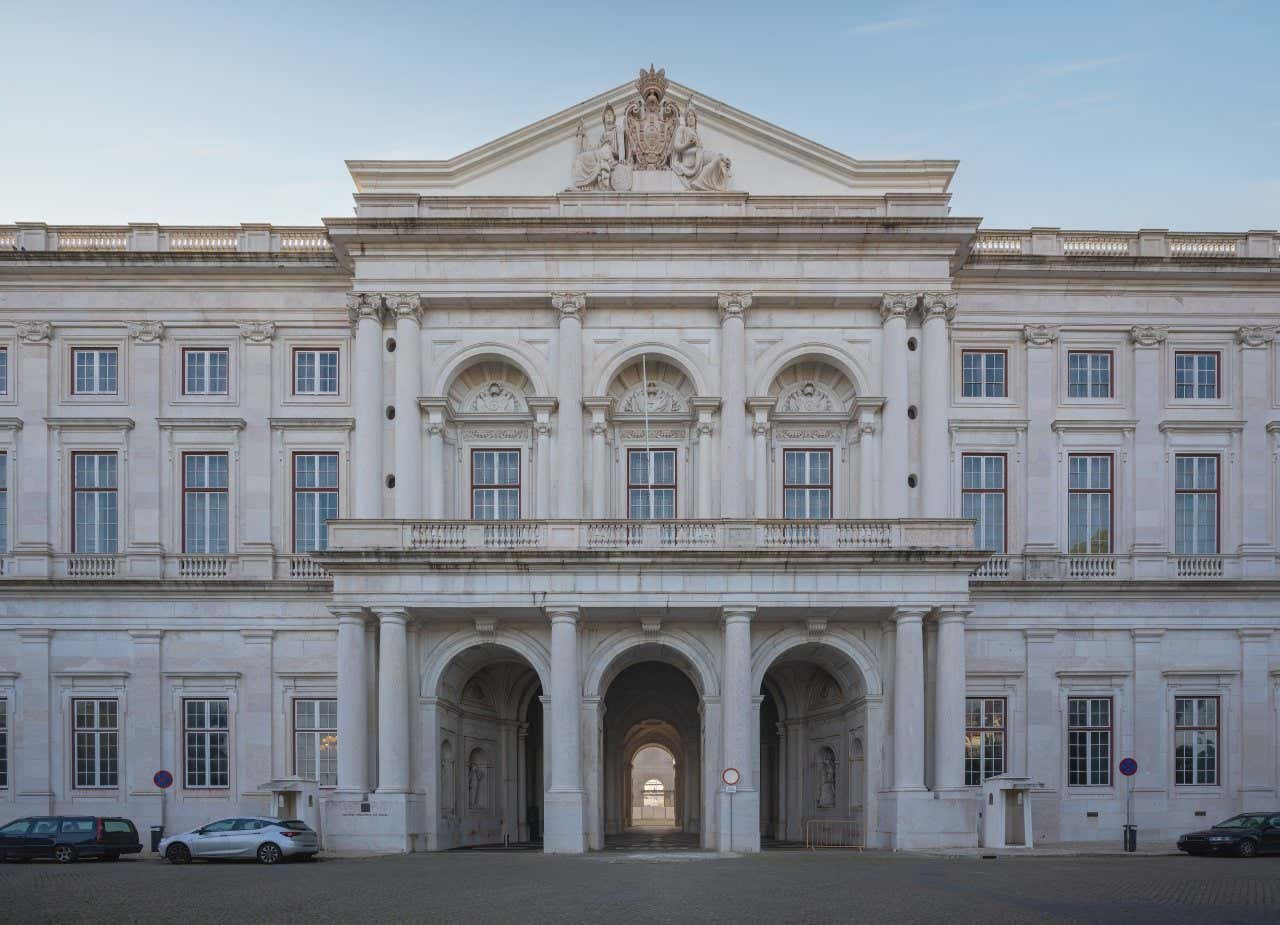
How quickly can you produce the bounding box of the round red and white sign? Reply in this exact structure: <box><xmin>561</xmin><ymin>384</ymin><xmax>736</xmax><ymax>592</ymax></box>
<box><xmin>721</xmin><ymin>767</ymin><xmax>741</xmax><ymax>786</ymax></box>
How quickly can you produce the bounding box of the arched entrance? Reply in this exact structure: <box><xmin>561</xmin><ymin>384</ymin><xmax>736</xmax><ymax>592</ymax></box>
<box><xmin>629</xmin><ymin>744</ymin><xmax>677</xmax><ymax>826</ymax></box>
<box><xmin>427</xmin><ymin>642</ymin><xmax>545</xmax><ymax>849</ymax></box>
<box><xmin>755</xmin><ymin>639</ymin><xmax>879</xmax><ymax>847</ymax></box>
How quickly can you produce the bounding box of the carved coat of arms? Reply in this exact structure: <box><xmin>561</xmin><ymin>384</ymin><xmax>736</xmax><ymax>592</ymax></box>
<box><xmin>624</xmin><ymin>65</ymin><xmax>679</xmax><ymax>170</ymax></box>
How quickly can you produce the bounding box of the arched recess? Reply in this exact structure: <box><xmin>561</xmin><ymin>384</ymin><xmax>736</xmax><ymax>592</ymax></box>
<box><xmin>750</xmin><ymin>342</ymin><xmax>871</xmax><ymax>400</ymax></box>
<box><xmin>591</xmin><ymin>340</ymin><xmax>712</xmax><ymax>398</ymax></box>
<box><xmin>431</xmin><ymin>342</ymin><xmax>551</xmax><ymax>397</ymax></box>
<box><xmin>585</xmin><ymin>628</ymin><xmax>720</xmax><ymax>700</ymax></box>
<box><xmin>625</xmin><ymin>739</ymin><xmax>679</xmax><ymax>827</ymax></box>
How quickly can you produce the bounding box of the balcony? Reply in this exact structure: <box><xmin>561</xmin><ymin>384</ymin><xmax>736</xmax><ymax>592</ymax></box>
<box><xmin>970</xmin><ymin>229</ymin><xmax>1280</xmax><ymax>260</ymax></box>
<box><xmin>971</xmin><ymin>554</ymin><xmax>1252</xmax><ymax>582</ymax></box>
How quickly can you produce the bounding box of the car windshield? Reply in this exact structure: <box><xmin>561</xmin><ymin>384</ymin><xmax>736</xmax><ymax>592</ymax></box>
<box><xmin>281</xmin><ymin>820</ymin><xmax>311</xmax><ymax>830</ymax></box>
<box><xmin>1214</xmin><ymin>814</ymin><xmax>1268</xmax><ymax>829</ymax></box>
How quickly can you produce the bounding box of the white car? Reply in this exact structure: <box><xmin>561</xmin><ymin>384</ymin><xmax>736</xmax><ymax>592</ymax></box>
<box><xmin>159</xmin><ymin>817</ymin><xmax>319</xmax><ymax>865</ymax></box>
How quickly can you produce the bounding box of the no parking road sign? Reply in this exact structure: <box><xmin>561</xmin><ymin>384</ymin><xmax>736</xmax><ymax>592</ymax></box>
<box><xmin>153</xmin><ymin>769</ymin><xmax>174</xmax><ymax>789</ymax></box>
<box><xmin>1118</xmin><ymin>757</ymin><xmax>1138</xmax><ymax>777</ymax></box>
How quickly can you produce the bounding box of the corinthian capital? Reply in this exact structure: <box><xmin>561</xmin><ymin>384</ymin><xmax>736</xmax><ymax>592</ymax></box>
<box><xmin>346</xmin><ymin>292</ymin><xmax>385</xmax><ymax>327</ymax></box>
<box><xmin>1022</xmin><ymin>323</ymin><xmax>1058</xmax><ymax>347</ymax></box>
<box><xmin>126</xmin><ymin>321</ymin><xmax>165</xmax><ymax>344</ymax></box>
<box><xmin>717</xmin><ymin>291</ymin><xmax>753</xmax><ymax>323</ymax></box>
<box><xmin>920</xmin><ymin>292</ymin><xmax>958</xmax><ymax>322</ymax></box>
<box><xmin>385</xmin><ymin>292</ymin><xmax>424</xmax><ymax>322</ymax></box>
<box><xmin>15</xmin><ymin>320</ymin><xmax>52</xmax><ymax>344</ymax></box>
<box><xmin>1235</xmin><ymin>325</ymin><xmax>1276</xmax><ymax>348</ymax></box>
<box><xmin>880</xmin><ymin>292</ymin><xmax>918</xmax><ymax>321</ymax></box>
<box><xmin>1128</xmin><ymin>325</ymin><xmax>1168</xmax><ymax>348</ymax></box>
<box><xmin>550</xmin><ymin>292</ymin><xmax>587</xmax><ymax>321</ymax></box>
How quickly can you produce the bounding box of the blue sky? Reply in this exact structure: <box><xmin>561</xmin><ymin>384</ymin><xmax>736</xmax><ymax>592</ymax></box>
<box><xmin>3</xmin><ymin>1</ymin><xmax>1277</xmax><ymax>230</ymax></box>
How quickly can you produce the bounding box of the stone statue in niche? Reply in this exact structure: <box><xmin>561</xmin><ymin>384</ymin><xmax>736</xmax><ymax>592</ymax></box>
<box><xmin>780</xmin><ymin>382</ymin><xmax>836</xmax><ymax>414</ymax></box>
<box><xmin>441</xmin><ymin>740</ymin><xmax>456</xmax><ymax>816</ymax></box>
<box><xmin>568</xmin><ymin>104</ymin><xmax>631</xmax><ymax>192</ymax></box>
<box><xmin>669</xmin><ymin>103</ymin><xmax>733</xmax><ymax>192</ymax></box>
<box><xmin>468</xmin><ymin>381</ymin><xmax>520</xmax><ymax>413</ymax></box>
<box><xmin>619</xmin><ymin>381</ymin><xmax>685</xmax><ymax>415</ymax></box>
<box><xmin>817</xmin><ymin>747</ymin><xmax>837</xmax><ymax>809</ymax></box>
<box><xmin>468</xmin><ymin>760</ymin><xmax>485</xmax><ymax>810</ymax></box>
<box><xmin>625</xmin><ymin>65</ymin><xmax>679</xmax><ymax>170</ymax></box>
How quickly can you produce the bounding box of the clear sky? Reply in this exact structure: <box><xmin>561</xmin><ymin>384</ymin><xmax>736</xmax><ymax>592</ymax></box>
<box><xmin>3</xmin><ymin>0</ymin><xmax>1277</xmax><ymax>230</ymax></box>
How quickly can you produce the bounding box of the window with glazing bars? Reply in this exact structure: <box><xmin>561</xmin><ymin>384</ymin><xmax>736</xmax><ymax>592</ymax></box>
<box><xmin>73</xmin><ymin>452</ymin><xmax>118</xmax><ymax>553</ymax></box>
<box><xmin>961</xmin><ymin>351</ymin><xmax>1007</xmax><ymax>398</ymax></box>
<box><xmin>1174</xmin><ymin>696</ymin><xmax>1218</xmax><ymax>785</ymax></box>
<box><xmin>1174</xmin><ymin>352</ymin><xmax>1218</xmax><ymax>399</ymax></box>
<box><xmin>964</xmin><ymin>697</ymin><xmax>1006</xmax><ymax>785</ymax></box>
<box><xmin>73</xmin><ymin>699</ymin><xmax>118</xmax><ymax>788</ymax></box>
<box><xmin>183</xmin><ymin>349</ymin><xmax>229</xmax><ymax>395</ymax></box>
<box><xmin>183</xmin><ymin>453</ymin><xmax>228</xmax><ymax>554</ymax></box>
<box><xmin>0</xmin><ymin>453</ymin><xmax>7</xmax><ymax>554</ymax></box>
<box><xmin>627</xmin><ymin>449</ymin><xmax>676</xmax><ymax>519</ymax></box>
<box><xmin>961</xmin><ymin>454</ymin><xmax>1005</xmax><ymax>553</ymax></box>
<box><xmin>294</xmin><ymin>699</ymin><xmax>338</xmax><ymax>787</ymax></box>
<box><xmin>184</xmin><ymin>699</ymin><xmax>230</xmax><ymax>788</ymax></box>
<box><xmin>472</xmin><ymin>450</ymin><xmax>520</xmax><ymax>520</ymax></box>
<box><xmin>0</xmin><ymin>346</ymin><xmax>8</xmax><ymax>395</ymax></box>
<box><xmin>293</xmin><ymin>349</ymin><xmax>339</xmax><ymax>395</ymax></box>
<box><xmin>1174</xmin><ymin>455</ymin><xmax>1218</xmax><ymax>554</ymax></box>
<box><xmin>1067</xmin><ymin>351</ymin><xmax>1112</xmax><ymax>398</ymax></box>
<box><xmin>1068</xmin><ymin>455</ymin><xmax>1112</xmax><ymax>554</ymax></box>
<box><xmin>0</xmin><ymin>699</ymin><xmax>7</xmax><ymax>788</ymax></box>
<box><xmin>72</xmin><ymin>348</ymin><xmax>118</xmax><ymax>394</ymax></box>
<box><xmin>1067</xmin><ymin>697</ymin><xmax>1111</xmax><ymax>786</ymax></box>
<box><xmin>293</xmin><ymin>453</ymin><xmax>338</xmax><ymax>553</ymax></box>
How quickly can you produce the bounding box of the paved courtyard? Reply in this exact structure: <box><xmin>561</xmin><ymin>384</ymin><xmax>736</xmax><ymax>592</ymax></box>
<box><xmin>3</xmin><ymin>850</ymin><xmax>1279</xmax><ymax>924</ymax></box>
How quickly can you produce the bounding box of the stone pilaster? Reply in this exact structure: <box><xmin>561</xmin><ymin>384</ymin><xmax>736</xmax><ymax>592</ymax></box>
<box><xmin>920</xmin><ymin>293</ymin><xmax>956</xmax><ymax>517</ymax></box>
<box><xmin>551</xmin><ymin>293</ymin><xmax>586</xmax><ymax>517</ymax></box>
<box><xmin>879</xmin><ymin>293</ymin><xmax>915</xmax><ymax>517</ymax></box>
<box><xmin>718</xmin><ymin>292</ymin><xmax>751</xmax><ymax>518</ymax></box>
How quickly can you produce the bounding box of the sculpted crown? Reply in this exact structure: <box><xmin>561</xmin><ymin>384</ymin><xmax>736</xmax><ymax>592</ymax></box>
<box><xmin>635</xmin><ymin>64</ymin><xmax>668</xmax><ymax>99</ymax></box>
<box><xmin>550</xmin><ymin>292</ymin><xmax>587</xmax><ymax>320</ymax></box>
<box><xmin>346</xmin><ymin>292</ymin><xmax>385</xmax><ymax>325</ymax></box>
<box><xmin>717</xmin><ymin>291</ymin><xmax>753</xmax><ymax>321</ymax></box>
<box><xmin>880</xmin><ymin>292</ymin><xmax>919</xmax><ymax>320</ymax></box>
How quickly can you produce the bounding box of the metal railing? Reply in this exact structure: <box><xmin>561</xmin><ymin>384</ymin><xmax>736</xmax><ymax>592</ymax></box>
<box><xmin>803</xmin><ymin>818</ymin><xmax>864</xmax><ymax>850</ymax></box>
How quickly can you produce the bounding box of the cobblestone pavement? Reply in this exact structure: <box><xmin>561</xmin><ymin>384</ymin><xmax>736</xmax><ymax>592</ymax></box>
<box><xmin>2</xmin><ymin>850</ymin><xmax>1278</xmax><ymax>924</ymax></box>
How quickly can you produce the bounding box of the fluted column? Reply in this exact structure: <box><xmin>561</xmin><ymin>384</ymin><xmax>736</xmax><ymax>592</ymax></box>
<box><xmin>334</xmin><ymin>608</ymin><xmax>370</xmax><ymax>794</ymax></box>
<box><xmin>552</xmin><ymin>293</ymin><xmax>586</xmax><ymax>517</ymax></box>
<box><xmin>390</xmin><ymin>295</ymin><xmax>424</xmax><ymax>518</ymax></box>
<box><xmin>349</xmin><ymin>293</ymin><xmax>385</xmax><ymax>517</ymax></box>
<box><xmin>920</xmin><ymin>293</ymin><xmax>956</xmax><ymax>516</ymax></box>
<box><xmin>880</xmin><ymin>293</ymin><xmax>915</xmax><ymax>518</ymax></box>
<box><xmin>720</xmin><ymin>605</ymin><xmax>758</xmax><ymax>852</ymax></box>
<box><xmin>544</xmin><ymin>606</ymin><xmax>585</xmax><ymax>853</ymax></box>
<box><xmin>375</xmin><ymin>608</ymin><xmax>411</xmax><ymax>793</ymax></box>
<box><xmin>892</xmin><ymin>608</ymin><xmax>927</xmax><ymax>791</ymax></box>
<box><xmin>932</xmin><ymin>608</ymin><xmax>968</xmax><ymax>791</ymax></box>
<box><xmin>718</xmin><ymin>292</ymin><xmax>751</xmax><ymax>518</ymax></box>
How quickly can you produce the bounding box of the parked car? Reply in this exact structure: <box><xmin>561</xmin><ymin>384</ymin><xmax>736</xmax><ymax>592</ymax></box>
<box><xmin>1177</xmin><ymin>813</ymin><xmax>1280</xmax><ymax>857</ymax></box>
<box><xmin>159</xmin><ymin>817</ymin><xmax>319</xmax><ymax>865</ymax></box>
<box><xmin>0</xmin><ymin>816</ymin><xmax>142</xmax><ymax>863</ymax></box>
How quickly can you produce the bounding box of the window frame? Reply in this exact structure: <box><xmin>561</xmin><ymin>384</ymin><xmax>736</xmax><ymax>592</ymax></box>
<box><xmin>1173</xmin><ymin>453</ymin><xmax>1220</xmax><ymax>555</ymax></box>
<box><xmin>182</xmin><ymin>698</ymin><xmax>231</xmax><ymax>790</ymax></box>
<box><xmin>960</xmin><ymin>452</ymin><xmax>1007</xmax><ymax>554</ymax></box>
<box><xmin>180</xmin><ymin>348</ymin><xmax>230</xmax><ymax>397</ymax></box>
<box><xmin>291</xmin><ymin>347</ymin><xmax>341</xmax><ymax>397</ymax></box>
<box><xmin>781</xmin><ymin>447</ymin><xmax>834</xmax><ymax>520</ymax></box>
<box><xmin>1173</xmin><ymin>350</ymin><xmax>1221</xmax><ymax>400</ymax></box>
<box><xmin>626</xmin><ymin>447</ymin><xmax>678</xmax><ymax>521</ymax></box>
<box><xmin>964</xmin><ymin>696</ymin><xmax>1007</xmax><ymax>786</ymax></box>
<box><xmin>292</xmin><ymin>451</ymin><xmax>340</xmax><ymax>554</ymax></box>
<box><xmin>70</xmin><ymin>347</ymin><xmax>119</xmax><ymax>396</ymax></box>
<box><xmin>71</xmin><ymin>451</ymin><xmax>119</xmax><ymax>554</ymax></box>
<box><xmin>1173</xmin><ymin>695</ymin><xmax>1219</xmax><ymax>787</ymax></box>
<box><xmin>1067</xmin><ymin>453</ymin><xmax>1114</xmax><ymax>555</ymax></box>
<box><xmin>0</xmin><ymin>451</ymin><xmax>7</xmax><ymax>555</ymax></box>
<box><xmin>1066</xmin><ymin>350</ymin><xmax>1113</xmax><ymax>399</ymax></box>
<box><xmin>960</xmin><ymin>349</ymin><xmax>1009</xmax><ymax>399</ymax></box>
<box><xmin>292</xmin><ymin>698</ymin><xmax>338</xmax><ymax>789</ymax></box>
<box><xmin>72</xmin><ymin>698</ymin><xmax>119</xmax><ymax>789</ymax></box>
<box><xmin>0</xmin><ymin>345</ymin><xmax>8</xmax><ymax>396</ymax></box>
<box><xmin>181</xmin><ymin>452</ymin><xmax>230</xmax><ymax>555</ymax></box>
<box><xmin>470</xmin><ymin>448</ymin><xmax>522</xmax><ymax>521</ymax></box>
<box><xmin>0</xmin><ymin>697</ymin><xmax>8</xmax><ymax>790</ymax></box>
<box><xmin>1066</xmin><ymin>696</ymin><xmax>1113</xmax><ymax>787</ymax></box>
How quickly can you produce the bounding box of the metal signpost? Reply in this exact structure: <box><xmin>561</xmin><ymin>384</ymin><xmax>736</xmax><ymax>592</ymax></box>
<box><xmin>1118</xmin><ymin>757</ymin><xmax>1138</xmax><ymax>851</ymax></box>
<box><xmin>722</xmin><ymin>767</ymin><xmax>740</xmax><ymax>852</ymax></box>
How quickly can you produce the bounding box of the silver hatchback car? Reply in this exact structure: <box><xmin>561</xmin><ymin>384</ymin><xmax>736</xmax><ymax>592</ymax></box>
<box><xmin>160</xmin><ymin>817</ymin><xmax>319</xmax><ymax>865</ymax></box>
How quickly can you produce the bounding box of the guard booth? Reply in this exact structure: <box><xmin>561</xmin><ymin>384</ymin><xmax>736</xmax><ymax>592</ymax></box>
<box><xmin>260</xmin><ymin>777</ymin><xmax>323</xmax><ymax>844</ymax></box>
<box><xmin>979</xmin><ymin>776</ymin><xmax>1040</xmax><ymax>849</ymax></box>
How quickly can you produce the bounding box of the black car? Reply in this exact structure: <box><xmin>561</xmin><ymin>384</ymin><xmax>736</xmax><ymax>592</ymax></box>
<box><xmin>0</xmin><ymin>816</ymin><xmax>142</xmax><ymax>863</ymax></box>
<box><xmin>1177</xmin><ymin>813</ymin><xmax>1280</xmax><ymax>858</ymax></box>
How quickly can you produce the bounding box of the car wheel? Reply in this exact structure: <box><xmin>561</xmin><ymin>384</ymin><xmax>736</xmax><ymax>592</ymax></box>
<box><xmin>165</xmin><ymin>843</ymin><xmax>192</xmax><ymax>865</ymax></box>
<box><xmin>1237</xmin><ymin>839</ymin><xmax>1258</xmax><ymax>859</ymax></box>
<box><xmin>52</xmin><ymin>845</ymin><xmax>78</xmax><ymax>864</ymax></box>
<box><xmin>256</xmin><ymin>843</ymin><xmax>283</xmax><ymax>865</ymax></box>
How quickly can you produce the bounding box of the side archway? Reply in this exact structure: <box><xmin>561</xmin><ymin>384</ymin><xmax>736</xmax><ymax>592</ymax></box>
<box><xmin>750</xmin><ymin>342</ymin><xmax>871</xmax><ymax>400</ymax></box>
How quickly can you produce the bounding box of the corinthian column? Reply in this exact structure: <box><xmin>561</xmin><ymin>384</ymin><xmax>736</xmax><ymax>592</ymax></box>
<box><xmin>552</xmin><ymin>293</ymin><xmax>586</xmax><ymax>517</ymax></box>
<box><xmin>892</xmin><ymin>607</ymin><xmax>927</xmax><ymax>791</ymax></box>
<box><xmin>544</xmin><ymin>606</ymin><xmax>585</xmax><ymax>853</ymax></box>
<box><xmin>880</xmin><ymin>293</ymin><xmax>915</xmax><ymax>518</ymax></box>
<box><xmin>349</xmin><ymin>293</ymin><xmax>386</xmax><ymax>518</ymax></box>
<box><xmin>718</xmin><ymin>292</ymin><xmax>752</xmax><ymax>518</ymax></box>
<box><xmin>920</xmin><ymin>293</ymin><xmax>956</xmax><ymax>517</ymax></box>
<box><xmin>389</xmin><ymin>295</ymin><xmax>424</xmax><ymax>518</ymax></box>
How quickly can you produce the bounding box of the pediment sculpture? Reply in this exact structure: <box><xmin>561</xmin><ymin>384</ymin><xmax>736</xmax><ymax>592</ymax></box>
<box><xmin>465</xmin><ymin>381</ymin><xmax>522</xmax><ymax>413</ymax></box>
<box><xmin>566</xmin><ymin>66</ymin><xmax>734</xmax><ymax>192</ymax></box>
<box><xmin>618</xmin><ymin>381</ymin><xmax>686</xmax><ymax>415</ymax></box>
<box><xmin>779</xmin><ymin>381</ymin><xmax>838</xmax><ymax>414</ymax></box>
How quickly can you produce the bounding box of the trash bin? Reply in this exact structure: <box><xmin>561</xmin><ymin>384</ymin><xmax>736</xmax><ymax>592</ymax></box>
<box><xmin>1123</xmin><ymin>824</ymin><xmax>1136</xmax><ymax>852</ymax></box>
<box><xmin>150</xmin><ymin>825</ymin><xmax>164</xmax><ymax>853</ymax></box>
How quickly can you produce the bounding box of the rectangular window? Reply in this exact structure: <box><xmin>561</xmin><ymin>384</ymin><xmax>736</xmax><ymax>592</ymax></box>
<box><xmin>183</xmin><ymin>453</ymin><xmax>229</xmax><ymax>554</ymax></box>
<box><xmin>0</xmin><ymin>346</ymin><xmax>8</xmax><ymax>395</ymax></box>
<box><xmin>964</xmin><ymin>697</ymin><xmax>1007</xmax><ymax>786</ymax></box>
<box><xmin>73</xmin><ymin>699</ymin><xmax>119</xmax><ymax>788</ymax></box>
<box><xmin>0</xmin><ymin>699</ymin><xmax>7</xmax><ymax>788</ymax></box>
<box><xmin>1174</xmin><ymin>352</ymin><xmax>1219</xmax><ymax>399</ymax></box>
<box><xmin>293</xmin><ymin>349</ymin><xmax>339</xmax><ymax>395</ymax></box>
<box><xmin>72</xmin><ymin>348</ymin><xmax>118</xmax><ymax>395</ymax></box>
<box><xmin>182</xmin><ymin>348</ymin><xmax>229</xmax><ymax>395</ymax></box>
<box><xmin>471</xmin><ymin>450</ymin><xmax>520</xmax><ymax>521</ymax></box>
<box><xmin>1067</xmin><ymin>351</ymin><xmax>1112</xmax><ymax>399</ymax></box>
<box><xmin>183</xmin><ymin>699</ymin><xmax>230</xmax><ymax>789</ymax></box>
<box><xmin>72</xmin><ymin>452</ymin><xmax>118</xmax><ymax>553</ymax></box>
<box><xmin>783</xmin><ymin>449</ymin><xmax>832</xmax><ymax>519</ymax></box>
<box><xmin>1174</xmin><ymin>696</ymin><xmax>1218</xmax><ymax>785</ymax></box>
<box><xmin>961</xmin><ymin>350</ymin><xmax>1007</xmax><ymax>398</ymax></box>
<box><xmin>293</xmin><ymin>453</ymin><xmax>338</xmax><ymax>554</ymax></box>
<box><xmin>0</xmin><ymin>452</ymin><xmax>7</xmax><ymax>554</ymax></box>
<box><xmin>1067</xmin><ymin>697</ymin><xmax>1112</xmax><ymax>787</ymax></box>
<box><xmin>627</xmin><ymin>448</ymin><xmax>676</xmax><ymax>519</ymax></box>
<box><xmin>1067</xmin><ymin>454</ymin><xmax>1112</xmax><ymax>554</ymax></box>
<box><xmin>1174</xmin><ymin>455</ymin><xmax>1218</xmax><ymax>554</ymax></box>
<box><xmin>961</xmin><ymin>454</ymin><xmax>1005</xmax><ymax>553</ymax></box>
<box><xmin>294</xmin><ymin>699</ymin><xmax>338</xmax><ymax>788</ymax></box>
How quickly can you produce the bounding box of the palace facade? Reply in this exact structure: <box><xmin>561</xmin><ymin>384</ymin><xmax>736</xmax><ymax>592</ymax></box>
<box><xmin>1</xmin><ymin>69</ymin><xmax>1278</xmax><ymax>853</ymax></box>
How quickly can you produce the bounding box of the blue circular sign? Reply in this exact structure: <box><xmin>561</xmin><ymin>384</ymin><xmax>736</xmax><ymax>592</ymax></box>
<box><xmin>1118</xmin><ymin>757</ymin><xmax>1138</xmax><ymax>777</ymax></box>
<box><xmin>153</xmin><ymin>769</ymin><xmax>174</xmax><ymax>789</ymax></box>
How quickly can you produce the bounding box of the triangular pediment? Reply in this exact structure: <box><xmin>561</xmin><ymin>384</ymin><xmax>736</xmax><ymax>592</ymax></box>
<box><xmin>347</xmin><ymin>69</ymin><xmax>956</xmax><ymax>199</ymax></box>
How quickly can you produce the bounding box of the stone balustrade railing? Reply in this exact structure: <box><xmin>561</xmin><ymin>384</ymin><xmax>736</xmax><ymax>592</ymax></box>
<box><xmin>971</xmin><ymin>554</ymin><xmax>1251</xmax><ymax>581</ymax></box>
<box><xmin>972</xmin><ymin>228</ymin><xmax>1280</xmax><ymax>260</ymax></box>
<box><xmin>324</xmin><ymin>518</ymin><xmax>978</xmax><ymax>554</ymax></box>
<box><xmin>0</xmin><ymin>223</ymin><xmax>331</xmax><ymax>254</ymax></box>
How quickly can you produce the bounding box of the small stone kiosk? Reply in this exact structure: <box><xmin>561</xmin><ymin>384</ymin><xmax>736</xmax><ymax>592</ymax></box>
<box><xmin>979</xmin><ymin>776</ymin><xmax>1041</xmax><ymax>849</ymax></box>
<box><xmin>259</xmin><ymin>777</ymin><xmax>322</xmax><ymax>840</ymax></box>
